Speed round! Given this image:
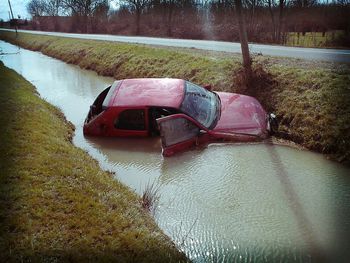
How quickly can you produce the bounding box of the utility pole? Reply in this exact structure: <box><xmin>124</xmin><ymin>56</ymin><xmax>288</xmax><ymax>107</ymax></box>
<box><xmin>7</xmin><ymin>0</ymin><xmax>18</xmax><ymax>37</ymax></box>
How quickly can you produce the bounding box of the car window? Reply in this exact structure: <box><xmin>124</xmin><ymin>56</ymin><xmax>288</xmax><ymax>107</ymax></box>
<box><xmin>180</xmin><ymin>81</ymin><xmax>219</xmax><ymax>129</ymax></box>
<box><xmin>115</xmin><ymin>109</ymin><xmax>145</xmax><ymax>130</ymax></box>
<box><xmin>158</xmin><ymin>116</ymin><xmax>199</xmax><ymax>147</ymax></box>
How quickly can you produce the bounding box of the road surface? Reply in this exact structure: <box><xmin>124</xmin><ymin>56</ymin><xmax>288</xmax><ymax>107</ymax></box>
<box><xmin>1</xmin><ymin>28</ymin><xmax>350</xmax><ymax>63</ymax></box>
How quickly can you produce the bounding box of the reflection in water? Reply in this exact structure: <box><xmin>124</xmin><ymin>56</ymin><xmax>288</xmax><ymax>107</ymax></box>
<box><xmin>86</xmin><ymin>136</ymin><xmax>163</xmax><ymax>189</ymax></box>
<box><xmin>1</xmin><ymin>41</ymin><xmax>350</xmax><ymax>262</ymax></box>
<box><xmin>266</xmin><ymin>143</ymin><xmax>323</xmax><ymax>261</ymax></box>
<box><xmin>87</xmin><ymin>136</ymin><xmax>162</xmax><ymax>155</ymax></box>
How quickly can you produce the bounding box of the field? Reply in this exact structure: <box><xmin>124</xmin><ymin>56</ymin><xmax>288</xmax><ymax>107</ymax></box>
<box><xmin>285</xmin><ymin>31</ymin><xmax>348</xmax><ymax>48</ymax></box>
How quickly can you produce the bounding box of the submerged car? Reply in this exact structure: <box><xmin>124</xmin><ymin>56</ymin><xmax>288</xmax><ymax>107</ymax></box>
<box><xmin>84</xmin><ymin>78</ymin><xmax>274</xmax><ymax>156</ymax></box>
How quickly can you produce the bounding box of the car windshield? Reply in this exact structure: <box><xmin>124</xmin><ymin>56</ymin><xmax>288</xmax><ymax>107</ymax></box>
<box><xmin>180</xmin><ymin>81</ymin><xmax>220</xmax><ymax>129</ymax></box>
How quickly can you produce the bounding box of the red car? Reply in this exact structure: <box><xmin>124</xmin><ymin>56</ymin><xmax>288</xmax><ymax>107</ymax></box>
<box><xmin>84</xmin><ymin>78</ymin><xmax>274</xmax><ymax>156</ymax></box>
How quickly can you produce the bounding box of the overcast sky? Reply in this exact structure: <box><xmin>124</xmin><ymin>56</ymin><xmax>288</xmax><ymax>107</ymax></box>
<box><xmin>0</xmin><ymin>0</ymin><xmax>120</xmax><ymax>21</ymax></box>
<box><xmin>0</xmin><ymin>0</ymin><xmax>31</xmax><ymax>20</ymax></box>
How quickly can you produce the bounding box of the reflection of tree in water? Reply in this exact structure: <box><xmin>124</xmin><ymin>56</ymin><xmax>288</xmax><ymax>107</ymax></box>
<box><xmin>0</xmin><ymin>47</ymin><xmax>20</xmax><ymax>56</ymax></box>
<box><xmin>266</xmin><ymin>141</ymin><xmax>326</xmax><ymax>262</ymax></box>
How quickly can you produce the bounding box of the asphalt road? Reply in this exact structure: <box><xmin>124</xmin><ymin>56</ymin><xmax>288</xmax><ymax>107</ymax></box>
<box><xmin>2</xmin><ymin>28</ymin><xmax>350</xmax><ymax>63</ymax></box>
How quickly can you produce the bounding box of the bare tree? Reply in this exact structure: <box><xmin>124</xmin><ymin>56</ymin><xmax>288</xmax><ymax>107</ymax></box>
<box><xmin>62</xmin><ymin>0</ymin><xmax>109</xmax><ymax>32</ymax></box>
<box><xmin>154</xmin><ymin>0</ymin><xmax>197</xmax><ymax>37</ymax></box>
<box><xmin>160</xmin><ymin>0</ymin><xmax>177</xmax><ymax>36</ymax></box>
<box><xmin>277</xmin><ymin>0</ymin><xmax>286</xmax><ymax>43</ymax></box>
<box><xmin>45</xmin><ymin>0</ymin><xmax>61</xmax><ymax>16</ymax></box>
<box><xmin>91</xmin><ymin>0</ymin><xmax>109</xmax><ymax>32</ymax></box>
<box><xmin>46</xmin><ymin>0</ymin><xmax>62</xmax><ymax>30</ymax></box>
<box><xmin>27</xmin><ymin>0</ymin><xmax>62</xmax><ymax>16</ymax></box>
<box><xmin>62</xmin><ymin>0</ymin><xmax>109</xmax><ymax>16</ymax></box>
<box><xmin>267</xmin><ymin>0</ymin><xmax>277</xmax><ymax>41</ymax></box>
<box><xmin>245</xmin><ymin>0</ymin><xmax>261</xmax><ymax>33</ymax></box>
<box><xmin>27</xmin><ymin>0</ymin><xmax>47</xmax><ymax>17</ymax></box>
<box><xmin>265</xmin><ymin>0</ymin><xmax>287</xmax><ymax>43</ymax></box>
<box><xmin>120</xmin><ymin>0</ymin><xmax>151</xmax><ymax>35</ymax></box>
<box><xmin>336</xmin><ymin>0</ymin><xmax>350</xmax><ymax>5</ymax></box>
<box><xmin>290</xmin><ymin>0</ymin><xmax>318</xmax><ymax>7</ymax></box>
<box><xmin>234</xmin><ymin>0</ymin><xmax>252</xmax><ymax>84</ymax></box>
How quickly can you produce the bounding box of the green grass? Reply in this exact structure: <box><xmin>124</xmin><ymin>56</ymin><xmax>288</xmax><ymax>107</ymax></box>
<box><xmin>0</xmin><ymin>62</ymin><xmax>186</xmax><ymax>262</ymax></box>
<box><xmin>0</xmin><ymin>31</ymin><xmax>349</xmax><ymax>164</ymax></box>
<box><xmin>266</xmin><ymin>62</ymin><xmax>350</xmax><ymax>157</ymax></box>
<box><xmin>285</xmin><ymin>31</ymin><xmax>347</xmax><ymax>48</ymax></box>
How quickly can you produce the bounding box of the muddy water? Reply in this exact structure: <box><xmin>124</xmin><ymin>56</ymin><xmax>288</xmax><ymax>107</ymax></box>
<box><xmin>1</xmin><ymin>41</ymin><xmax>350</xmax><ymax>262</ymax></box>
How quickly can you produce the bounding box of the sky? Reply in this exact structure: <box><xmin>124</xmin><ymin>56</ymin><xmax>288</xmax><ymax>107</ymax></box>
<box><xmin>0</xmin><ymin>0</ymin><xmax>119</xmax><ymax>21</ymax></box>
<box><xmin>0</xmin><ymin>0</ymin><xmax>31</xmax><ymax>21</ymax></box>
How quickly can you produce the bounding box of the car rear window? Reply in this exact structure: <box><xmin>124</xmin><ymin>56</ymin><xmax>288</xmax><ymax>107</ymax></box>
<box><xmin>102</xmin><ymin>81</ymin><xmax>120</xmax><ymax>109</ymax></box>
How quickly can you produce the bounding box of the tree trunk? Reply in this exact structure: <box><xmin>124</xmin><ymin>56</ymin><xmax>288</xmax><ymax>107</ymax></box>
<box><xmin>136</xmin><ymin>8</ymin><xmax>141</xmax><ymax>35</ymax></box>
<box><xmin>268</xmin><ymin>0</ymin><xmax>277</xmax><ymax>42</ymax></box>
<box><xmin>84</xmin><ymin>15</ymin><xmax>88</xmax><ymax>33</ymax></box>
<box><xmin>167</xmin><ymin>5</ymin><xmax>174</xmax><ymax>37</ymax></box>
<box><xmin>277</xmin><ymin>0</ymin><xmax>284</xmax><ymax>44</ymax></box>
<box><xmin>234</xmin><ymin>0</ymin><xmax>252</xmax><ymax>85</ymax></box>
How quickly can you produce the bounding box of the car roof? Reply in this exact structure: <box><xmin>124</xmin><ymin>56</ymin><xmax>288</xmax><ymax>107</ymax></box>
<box><xmin>106</xmin><ymin>78</ymin><xmax>185</xmax><ymax>108</ymax></box>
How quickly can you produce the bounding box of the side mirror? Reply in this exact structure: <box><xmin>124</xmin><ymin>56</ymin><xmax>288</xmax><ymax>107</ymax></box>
<box><xmin>203</xmin><ymin>84</ymin><xmax>212</xmax><ymax>91</ymax></box>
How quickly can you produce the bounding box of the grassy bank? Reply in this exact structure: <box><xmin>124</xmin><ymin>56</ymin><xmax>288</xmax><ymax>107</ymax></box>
<box><xmin>0</xmin><ymin>31</ymin><xmax>349</xmax><ymax>164</ymax></box>
<box><xmin>0</xmin><ymin>62</ymin><xmax>186</xmax><ymax>262</ymax></box>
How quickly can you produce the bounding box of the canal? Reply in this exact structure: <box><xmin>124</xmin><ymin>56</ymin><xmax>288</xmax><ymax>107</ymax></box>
<box><xmin>1</xmin><ymin>41</ymin><xmax>350</xmax><ymax>262</ymax></box>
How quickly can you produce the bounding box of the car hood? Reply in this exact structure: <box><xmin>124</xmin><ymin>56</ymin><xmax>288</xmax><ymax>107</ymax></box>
<box><xmin>213</xmin><ymin>92</ymin><xmax>268</xmax><ymax>137</ymax></box>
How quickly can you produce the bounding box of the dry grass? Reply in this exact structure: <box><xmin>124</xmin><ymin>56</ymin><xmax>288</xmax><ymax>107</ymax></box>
<box><xmin>141</xmin><ymin>181</ymin><xmax>160</xmax><ymax>215</ymax></box>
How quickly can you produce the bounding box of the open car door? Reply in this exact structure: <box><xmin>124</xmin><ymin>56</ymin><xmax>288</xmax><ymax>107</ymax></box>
<box><xmin>157</xmin><ymin>114</ymin><xmax>201</xmax><ymax>157</ymax></box>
